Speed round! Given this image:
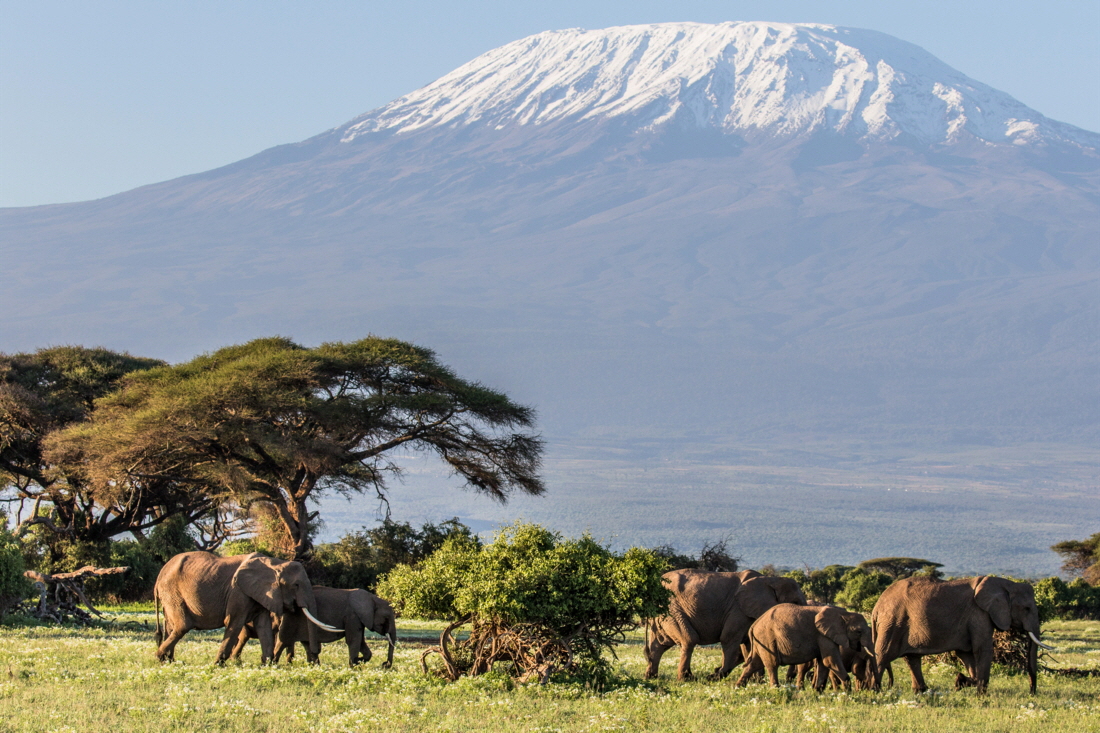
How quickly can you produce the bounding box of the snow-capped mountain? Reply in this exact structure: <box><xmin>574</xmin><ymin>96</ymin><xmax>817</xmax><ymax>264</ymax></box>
<box><xmin>2</xmin><ymin>20</ymin><xmax>1098</xmax><ymax>572</ymax></box>
<box><xmin>340</xmin><ymin>22</ymin><xmax>1097</xmax><ymax>149</ymax></box>
<box><xmin>1</xmin><ymin>22</ymin><xmax>1097</xmax><ymax>457</ymax></box>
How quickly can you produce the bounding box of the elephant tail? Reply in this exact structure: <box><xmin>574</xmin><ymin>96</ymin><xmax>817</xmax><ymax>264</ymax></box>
<box><xmin>154</xmin><ymin>590</ymin><xmax>163</xmax><ymax>645</ymax></box>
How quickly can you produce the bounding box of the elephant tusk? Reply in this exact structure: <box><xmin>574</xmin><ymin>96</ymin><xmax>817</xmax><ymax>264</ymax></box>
<box><xmin>302</xmin><ymin>608</ymin><xmax>342</xmax><ymax>633</ymax></box>
<box><xmin>1028</xmin><ymin>631</ymin><xmax>1055</xmax><ymax>650</ymax></box>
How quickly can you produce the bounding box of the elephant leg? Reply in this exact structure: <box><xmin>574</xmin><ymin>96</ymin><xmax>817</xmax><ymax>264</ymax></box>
<box><xmin>359</xmin><ymin>639</ymin><xmax>372</xmax><ymax>664</ymax></box>
<box><xmin>795</xmin><ymin>663</ymin><xmax>810</xmax><ymax>689</ymax></box>
<box><xmin>903</xmin><ymin>654</ymin><xmax>927</xmax><ymax>693</ymax></box>
<box><xmin>954</xmin><ymin>651</ymin><xmax>977</xmax><ymax>690</ymax></box>
<box><xmin>643</xmin><ymin>637</ymin><xmax>673</xmax><ymax>680</ymax></box>
<box><xmin>230</xmin><ymin>627</ymin><xmax>250</xmax><ymax>661</ymax></box>
<box><xmin>677</xmin><ymin>641</ymin><xmax>698</xmax><ymax>681</ymax></box>
<box><xmin>156</xmin><ymin>619</ymin><xmax>191</xmax><ymax>663</ymax></box>
<box><xmin>711</xmin><ymin>640</ymin><xmax>743</xmax><ymax>680</ymax></box>
<box><xmin>972</xmin><ymin>644</ymin><xmax>994</xmax><ymax>694</ymax></box>
<box><xmin>734</xmin><ymin>652</ymin><xmax>764</xmax><ymax>687</ymax></box>
<box><xmin>643</xmin><ymin>620</ymin><xmax>676</xmax><ymax>680</ymax></box>
<box><xmin>254</xmin><ymin>613</ymin><xmax>275</xmax><ymax>665</ymax></box>
<box><xmin>346</xmin><ymin>626</ymin><xmax>365</xmax><ymax>668</ymax></box>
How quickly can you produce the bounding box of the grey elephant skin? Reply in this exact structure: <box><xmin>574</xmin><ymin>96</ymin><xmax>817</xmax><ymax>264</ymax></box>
<box><xmin>644</xmin><ymin>569</ymin><xmax>807</xmax><ymax>680</ymax></box>
<box><xmin>783</xmin><ymin>607</ymin><xmax>876</xmax><ymax>690</ymax></box>
<box><xmin>233</xmin><ymin>587</ymin><xmax>397</xmax><ymax>669</ymax></box>
<box><xmin>871</xmin><ymin>576</ymin><xmax>1045</xmax><ymax>694</ymax></box>
<box><xmin>735</xmin><ymin>604</ymin><xmax>865</xmax><ymax>690</ymax></box>
<box><xmin>154</xmin><ymin>551</ymin><xmax>334</xmax><ymax>664</ymax></box>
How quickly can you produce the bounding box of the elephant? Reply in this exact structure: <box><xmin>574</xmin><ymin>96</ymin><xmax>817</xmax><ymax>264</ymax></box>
<box><xmin>735</xmin><ymin>603</ymin><xmax>868</xmax><ymax>691</ymax></box>
<box><xmin>784</xmin><ymin>608</ymin><xmax>876</xmax><ymax>690</ymax></box>
<box><xmin>871</xmin><ymin>576</ymin><xmax>1053</xmax><ymax>694</ymax></box>
<box><xmin>643</xmin><ymin>569</ymin><xmax>807</xmax><ymax>680</ymax></box>
<box><xmin>153</xmin><ymin>551</ymin><xmax>341</xmax><ymax>664</ymax></box>
<box><xmin>231</xmin><ymin>587</ymin><xmax>397</xmax><ymax>669</ymax></box>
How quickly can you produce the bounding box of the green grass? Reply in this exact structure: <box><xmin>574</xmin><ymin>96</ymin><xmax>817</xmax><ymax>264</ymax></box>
<box><xmin>1</xmin><ymin>613</ymin><xmax>1097</xmax><ymax>732</ymax></box>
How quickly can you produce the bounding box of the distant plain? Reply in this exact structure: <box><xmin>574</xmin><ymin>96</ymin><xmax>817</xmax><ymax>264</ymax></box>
<box><xmin>320</xmin><ymin>441</ymin><xmax>1098</xmax><ymax>577</ymax></box>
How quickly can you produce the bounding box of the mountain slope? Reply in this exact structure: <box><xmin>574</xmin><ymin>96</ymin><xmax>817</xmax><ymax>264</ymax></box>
<box><xmin>1</xmin><ymin>21</ymin><xmax>1097</xmax><ymax>453</ymax></box>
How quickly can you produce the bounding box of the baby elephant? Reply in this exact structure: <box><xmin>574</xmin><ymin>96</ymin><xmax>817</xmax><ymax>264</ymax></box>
<box><xmin>735</xmin><ymin>604</ymin><xmax>868</xmax><ymax>691</ymax></box>
<box><xmin>787</xmin><ymin>608</ymin><xmax>876</xmax><ymax>690</ymax></box>
<box><xmin>234</xmin><ymin>587</ymin><xmax>397</xmax><ymax>668</ymax></box>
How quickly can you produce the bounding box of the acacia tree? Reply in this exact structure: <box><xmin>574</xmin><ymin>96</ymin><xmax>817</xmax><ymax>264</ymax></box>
<box><xmin>53</xmin><ymin>337</ymin><xmax>544</xmax><ymax>560</ymax></box>
<box><xmin>1052</xmin><ymin>533</ymin><xmax>1100</xmax><ymax>585</ymax></box>
<box><xmin>0</xmin><ymin>347</ymin><xmax>212</xmax><ymax>556</ymax></box>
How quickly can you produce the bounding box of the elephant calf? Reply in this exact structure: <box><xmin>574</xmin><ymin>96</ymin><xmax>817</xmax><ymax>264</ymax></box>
<box><xmin>232</xmin><ymin>586</ymin><xmax>397</xmax><ymax>668</ymax></box>
<box><xmin>785</xmin><ymin>608</ymin><xmax>876</xmax><ymax>690</ymax></box>
<box><xmin>735</xmin><ymin>604</ymin><xmax>867</xmax><ymax>692</ymax></box>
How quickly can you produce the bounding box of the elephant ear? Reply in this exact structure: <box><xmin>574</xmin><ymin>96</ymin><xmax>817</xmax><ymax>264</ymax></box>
<box><xmin>974</xmin><ymin>576</ymin><xmax>1012</xmax><ymax>631</ymax></box>
<box><xmin>769</xmin><ymin>577</ymin><xmax>807</xmax><ymax>605</ymax></box>
<box><xmin>735</xmin><ymin>577</ymin><xmax>779</xmax><ymax>619</ymax></box>
<box><xmin>232</xmin><ymin>555</ymin><xmax>284</xmax><ymax>615</ymax></box>
<box><xmin>815</xmin><ymin>608</ymin><xmax>849</xmax><ymax>648</ymax></box>
<box><xmin>351</xmin><ymin>590</ymin><xmax>377</xmax><ymax>631</ymax></box>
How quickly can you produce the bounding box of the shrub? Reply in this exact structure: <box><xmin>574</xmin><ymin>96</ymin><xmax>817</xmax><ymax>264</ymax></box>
<box><xmin>651</xmin><ymin>537</ymin><xmax>740</xmax><ymax>572</ymax></box>
<box><xmin>0</xmin><ymin>522</ymin><xmax>33</xmax><ymax>621</ymax></box>
<box><xmin>784</xmin><ymin>565</ymin><xmax>854</xmax><ymax>605</ymax></box>
<box><xmin>1033</xmin><ymin>576</ymin><xmax>1100</xmax><ymax>622</ymax></box>
<box><xmin>379</xmin><ymin>522</ymin><xmax>669</xmax><ymax>685</ymax></box>
<box><xmin>310</xmin><ymin>518</ymin><xmax>479</xmax><ymax>591</ymax></box>
<box><xmin>834</xmin><ymin>568</ymin><xmax>893</xmax><ymax>613</ymax></box>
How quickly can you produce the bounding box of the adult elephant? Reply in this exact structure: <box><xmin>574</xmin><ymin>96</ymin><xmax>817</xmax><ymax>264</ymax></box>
<box><xmin>643</xmin><ymin>569</ymin><xmax>807</xmax><ymax>680</ymax></box>
<box><xmin>871</xmin><ymin>576</ymin><xmax>1053</xmax><ymax>694</ymax></box>
<box><xmin>153</xmin><ymin>551</ymin><xmax>341</xmax><ymax>664</ymax></box>
<box><xmin>232</xmin><ymin>587</ymin><xmax>397</xmax><ymax>669</ymax></box>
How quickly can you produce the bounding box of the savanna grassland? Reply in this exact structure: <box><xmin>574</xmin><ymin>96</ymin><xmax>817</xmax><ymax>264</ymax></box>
<box><xmin>1</xmin><ymin>610</ymin><xmax>1097</xmax><ymax>732</ymax></box>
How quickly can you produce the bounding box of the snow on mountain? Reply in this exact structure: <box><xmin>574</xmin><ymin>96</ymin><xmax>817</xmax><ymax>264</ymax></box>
<box><xmin>340</xmin><ymin>22</ymin><xmax>1098</xmax><ymax>149</ymax></box>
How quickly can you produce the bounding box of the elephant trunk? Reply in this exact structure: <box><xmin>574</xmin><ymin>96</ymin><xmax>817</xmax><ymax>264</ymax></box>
<box><xmin>1026</xmin><ymin>637</ymin><xmax>1038</xmax><ymax>694</ymax></box>
<box><xmin>384</xmin><ymin>616</ymin><xmax>397</xmax><ymax>669</ymax></box>
<box><xmin>295</xmin><ymin>585</ymin><xmax>324</xmax><ymax>662</ymax></box>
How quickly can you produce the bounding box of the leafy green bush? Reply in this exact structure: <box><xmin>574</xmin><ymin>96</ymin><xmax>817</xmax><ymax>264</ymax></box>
<box><xmin>379</xmin><ymin>522</ymin><xmax>669</xmax><ymax>685</ymax></box>
<box><xmin>0</xmin><ymin>522</ymin><xmax>33</xmax><ymax>621</ymax></box>
<box><xmin>784</xmin><ymin>565</ymin><xmax>854</xmax><ymax>604</ymax></box>
<box><xmin>1033</xmin><ymin>576</ymin><xmax>1100</xmax><ymax>622</ymax></box>
<box><xmin>310</xmin><ymin>518</ymin><xmax>479</xmax><ymax>591</ymax></box>
<box><xmin>834</xmin><ymin>568</ymin><xmax>893</xmax><ymax>613</ymax></box>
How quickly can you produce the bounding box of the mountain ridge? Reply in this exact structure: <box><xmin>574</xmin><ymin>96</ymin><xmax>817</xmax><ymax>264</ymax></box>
<box><xmin>338</xmin><ymin>22</ymin><xmax>1099</xmax><ymax>149</ymax></box>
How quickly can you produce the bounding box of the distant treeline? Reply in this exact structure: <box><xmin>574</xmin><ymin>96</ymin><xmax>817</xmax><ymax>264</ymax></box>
<box><xmin>2</xmin><ymin>515</ymin><xmax>1097</xmax><ymax>624</ymax></box>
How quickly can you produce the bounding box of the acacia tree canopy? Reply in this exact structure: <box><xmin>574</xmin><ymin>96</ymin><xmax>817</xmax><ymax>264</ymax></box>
<box><xmin>52</xmin><ymin>336</ymin><xmax>544</xmax><ymax>560</ymax></box>
<box><xmin>0</xmin><ymin>346</ymin><xmax>169</xmax><ymax>547</ymax></box>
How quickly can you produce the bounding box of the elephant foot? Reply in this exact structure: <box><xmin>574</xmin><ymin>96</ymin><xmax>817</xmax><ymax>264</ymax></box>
<box><xmin>954</xmin><ymin>673</ymin><xmax>976</xmax><ymax>690</ymax></box>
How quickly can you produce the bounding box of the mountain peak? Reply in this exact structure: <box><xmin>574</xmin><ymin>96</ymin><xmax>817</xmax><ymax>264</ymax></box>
<box><xmin>339</xmin><ymin>21</ymin><xmax>1097</xmax><ymax>149</ymax></box>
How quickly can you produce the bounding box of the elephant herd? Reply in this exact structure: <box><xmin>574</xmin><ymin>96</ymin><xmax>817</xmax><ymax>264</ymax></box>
<box><xmin>644</xmin><ymin>568</ymin><xmax>1052</xmax><ymax>694</ymax></box>
<box><xmin>150</xmin><ymin>551</ymin><xmax>1053</xmax><ymax>695</ymax></box>
<box><xmin>153</xmin><ymin>551</ymin><xmax>397</xmax><ymax>668</ymax></box>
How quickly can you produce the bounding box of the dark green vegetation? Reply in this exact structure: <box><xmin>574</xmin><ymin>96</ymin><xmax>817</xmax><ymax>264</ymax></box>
<box><xmin>380</xmin><ymin>523</ymin><xmax>668</xmax><ymax>685</ymax></box>
<box><xmin>2</xmin><ymin>339</ymin><xmax>542</xmax><ymax>563</ymax></box>
<box><xmin>1052</xmin><ymin>532</ymin><xmax>1100</xmax><ymax>585</ymax></box>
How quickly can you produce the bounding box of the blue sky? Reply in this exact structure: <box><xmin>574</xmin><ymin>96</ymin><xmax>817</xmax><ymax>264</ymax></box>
<box><xmin>2</xmin><ymin>0</ymin><xmax>1097</xmax><ymax>207</ymax></box>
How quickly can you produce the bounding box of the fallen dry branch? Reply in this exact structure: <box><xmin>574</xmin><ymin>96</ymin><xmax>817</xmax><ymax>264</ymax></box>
<box><xmin>420</xmin><ymin>618</ymin><xmax>575</xmax><ymax>683</ymax></box>
<box><xmin>17</xmin><ymin>566</ymin><xmax>129</xmax><ymax>625</ymax></box>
